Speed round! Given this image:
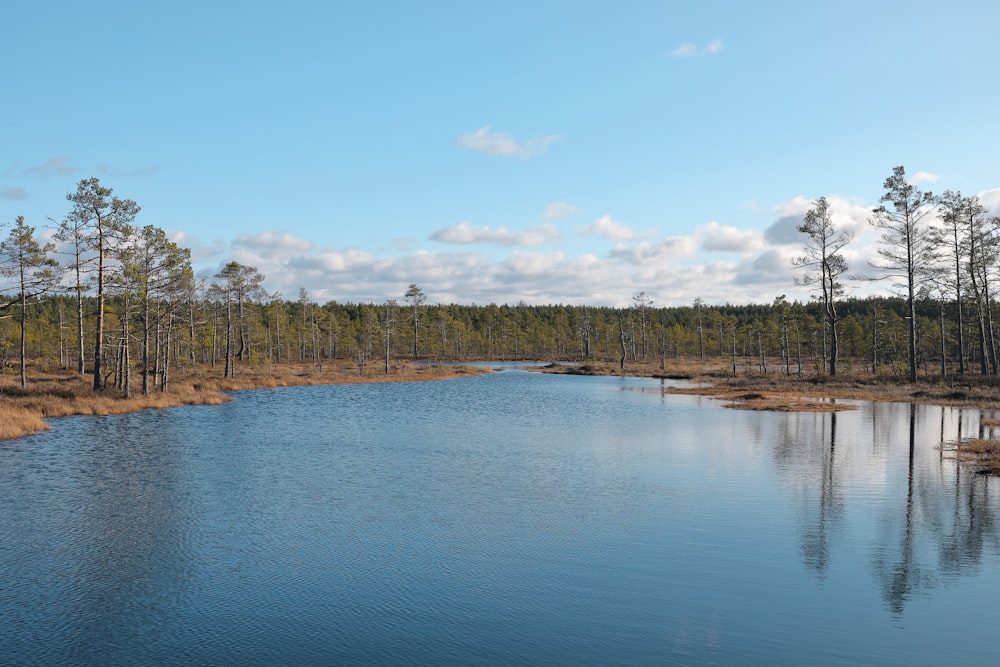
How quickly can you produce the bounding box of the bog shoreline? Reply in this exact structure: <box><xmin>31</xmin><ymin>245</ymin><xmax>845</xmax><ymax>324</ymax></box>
<box><xmin>0</xmin><ymin>361</ymin><xmax>490</xmax><ymax>441</ymax></box>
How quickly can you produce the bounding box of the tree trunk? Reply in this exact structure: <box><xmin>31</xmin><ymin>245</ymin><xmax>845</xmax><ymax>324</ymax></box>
<box><xmin>18</xmin><ymin>289</ymin><xmax>27</xmax><ymax>388</ymax></box>
<box><xmin>93</xmin><ymin>230</ymin><xmax>105</xmax><ymax>390</ymax></box>
<box><xmin>75</xmin><ymin>268</ymin><xmax>85</xmax><ymax>374</ymax></box>
<box><xmin>142</xmin><ymin>295</ymin><xmax>151</xmax><ymax>395</ymax></box>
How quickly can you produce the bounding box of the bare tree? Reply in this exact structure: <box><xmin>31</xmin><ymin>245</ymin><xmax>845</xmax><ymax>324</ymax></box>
<box><xmin>383</xmin><ymin>299</ymin><xmax>398</xmax><ymax>374</ymax></box>
<box><xmin>633</xmin><ymin>292</ymin><xmax>653</xmax><ymax>358</ymax></box>
<box><xmin>930</xmin><ymin>190</ymin><xmax>979</xmax><ymax>375</ymax></box>
<box><xmin>794</xmin><ymin>196</ymin><xmax>853</xmax><ymax>376</ymax></box>
<box><xmin>868</xmin><ymin>167</ymin><xmax>937</xmax><ymax>383</ymax></box>
<box><xmin>53</xmin><ymin>213</ymin><xmax>92</xmax><ymax>374</ymax></box>
<box><xmin>693</xmin><ymin>296</ymin><xmax>705</xmax><ymax>359</ymax></box>
<box><xmin>405</xmin><ymin>283</ymin><xmax>426</xmax><ymax>358</ymax></box>
<box><xmin>959</xmin><ymin>196</ymin><xmax>1000</xmax><ymax>373</ymax></box>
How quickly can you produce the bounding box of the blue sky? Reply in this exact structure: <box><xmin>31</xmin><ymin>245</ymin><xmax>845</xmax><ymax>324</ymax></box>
<box><xmin>5</xmin><ymin>1</ymin><xmax>1000</xmax><ymax>306</ymax></box>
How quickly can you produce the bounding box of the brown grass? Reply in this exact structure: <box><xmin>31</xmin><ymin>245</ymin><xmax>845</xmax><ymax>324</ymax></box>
<box><xmin>954</xmin><ymin>439</ymin><xmax>1000</xmax><ymax>474</ymax></box>
<box><xmin>0</xmin><ymin>360</ymin><xmax>489</xmax><ymax>441</ymax></box>
<box><xmin>0</xmin><ymin>404</ymin><xmax>51</xmax><ymax>439</ymax></box>
<box><xmin>656</xmin><ymin>384</ymin><xmax>857</xmax><ymax>412</ymax></box>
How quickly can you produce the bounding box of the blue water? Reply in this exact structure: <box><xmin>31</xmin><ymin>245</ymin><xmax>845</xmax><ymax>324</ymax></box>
<box><xmin>1</xmin><ymin>370</ymin><xmax>999</xmax><ymax>665</ymax></box>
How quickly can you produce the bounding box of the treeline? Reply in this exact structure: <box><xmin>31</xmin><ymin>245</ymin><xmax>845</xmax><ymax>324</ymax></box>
<box><xmin>3</xmin><ymin>167</ymin><xmax>1000</xmax><ymax>393</ymax></box>
<box><xmin>0</xmin><ymin>287</ymin><xmax>988</xmax><ymax>385</ymax></box>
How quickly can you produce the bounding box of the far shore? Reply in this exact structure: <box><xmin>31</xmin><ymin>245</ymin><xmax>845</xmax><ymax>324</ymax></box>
<box><xmin>535</xmin><ymin>358</ymin><xmax>1000</xmax><ymax>409</ymax></box>
<box><xmin>5</xmin><ymin>356</ymin><xmax>1000</xmax><ymax>474</ymax></box>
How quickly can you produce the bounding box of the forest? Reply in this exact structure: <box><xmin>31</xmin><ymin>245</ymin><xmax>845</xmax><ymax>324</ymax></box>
<box><xmin>2</xmin><ymin>168</ymin><xmax>999</xmax><ymax>395</ymax></box>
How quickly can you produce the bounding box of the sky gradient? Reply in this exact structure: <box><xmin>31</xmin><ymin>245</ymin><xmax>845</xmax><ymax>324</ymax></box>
<box><xmin>6</xmin><ymin>1</ymin><xmax>1000</xmax><ymax>306</ymax></box>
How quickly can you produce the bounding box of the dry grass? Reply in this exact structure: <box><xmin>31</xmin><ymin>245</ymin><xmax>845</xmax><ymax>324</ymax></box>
<box><xmin>954</xmin><ymin>439</ymin><xmax>1000</xmax><ymax>474</ymax></box>
<box><xmin>0</xmin><ymin>360</ymin><xmax>489</xmax><ymax>441</ymax></box>
<box><xmin>0</xmin><ymin>404</ymin><xmax>51</xmax><ymax>439</ymax></box>
<box><xmin>720</xmin><ymin>393</ymin><xmax>853</xmax><ymax>412</ymax></box>
<box><xmin>656</xmin><ymin>385</ymin><xmax>857</xmax><ymax>412</ymax></box>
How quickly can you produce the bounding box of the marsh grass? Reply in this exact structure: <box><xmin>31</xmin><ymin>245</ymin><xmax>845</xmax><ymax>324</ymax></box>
<box><xmin>954</xmin><ymin>439</ymin><xmax>1000</xmax><ymax>474</ymax></box>
<box><xmin>0</xmin><ymin>360</ymin><xmax>488</xmax><ymax>441</ymax></box>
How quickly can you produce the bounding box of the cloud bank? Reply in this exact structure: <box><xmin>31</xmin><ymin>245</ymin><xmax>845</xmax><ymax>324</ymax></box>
<box><xmin>174</xmin><ymin>193</ymin><xmax>924</xmax><ymax>308</ymax></box>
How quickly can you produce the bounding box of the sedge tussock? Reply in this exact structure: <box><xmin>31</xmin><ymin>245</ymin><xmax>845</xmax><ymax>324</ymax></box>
<box><xmin>953</xmin><ymin>438</ymin><xmax>1000</xmax><ymax>474</ymax></box>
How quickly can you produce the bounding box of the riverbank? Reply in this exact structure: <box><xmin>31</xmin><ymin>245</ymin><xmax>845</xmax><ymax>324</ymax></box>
<box><xmin>0</xmin><ymin>361</ymin><xmax>489</xmax><ymax>441</ymax></box>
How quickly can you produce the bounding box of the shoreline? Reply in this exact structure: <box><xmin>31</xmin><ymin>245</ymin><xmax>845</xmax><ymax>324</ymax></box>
<box><xmin>6</xmin><ymin>357</ymin><xmax>1000</xmax><ymax>474</ymax></box>
<box><xmin>535</xmin><ymin>360</ymin><xmax>1000</xmax><ymax>411</ymax></box>
<box><xmin>0</xmin><ymin>361</ymin><xmax>490</xmax><ymax>441</ymax></box>
<box><xmin>535</xmin><ymin>360</ymin><xmax>1000</xmax><ymax>473</ymax></box>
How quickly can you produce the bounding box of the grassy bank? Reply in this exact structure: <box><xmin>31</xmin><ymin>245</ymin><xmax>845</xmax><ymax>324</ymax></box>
<box><xmin>0</xmin><ymin>360</ymin><xmax>487</xmax><ymax>441</ymax></box>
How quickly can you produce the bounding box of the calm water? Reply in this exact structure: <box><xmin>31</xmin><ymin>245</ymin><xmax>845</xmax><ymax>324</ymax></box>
<box><xmin>2</xmin><ymin>370</ymin><xmax>999</xmax><ymax>665</ymax></box>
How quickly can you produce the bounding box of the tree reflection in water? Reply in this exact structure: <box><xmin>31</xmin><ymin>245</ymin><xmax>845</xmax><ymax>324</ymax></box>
<box><xmin>775</xmin><ymin>401</ymin><xmax>1000</xmax><ymax>616</ymax></box>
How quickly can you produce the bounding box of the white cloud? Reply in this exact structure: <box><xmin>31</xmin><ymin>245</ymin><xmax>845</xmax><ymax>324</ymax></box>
<box><xmin>430</xmin><ymin>221</ymin><xmax>561</xmax><ymax>247</ymax></box>
<box><xmin>978</xmin><ymin>187</ymin><xmax>1000</xmax><ymax>216</ymax></box>
<box><xmin>457</xmin><ymin>126</ymin><xmax>561</xmax><ymax>158</ymax></box>
<box><xmin>910</xmin><ymin>171</ymin><xmax>940</xmax><ymax>184</ymax></box>
<box><xmin>764</xmin><ymin>195</ymin><xmax>871</xmax><ymax>245</ymax></box>
<box><xmin>182</xmin><ymin>186</ymin><xmax>905</xmax><ymax>309</ymax></box>
<box><xmin>503</xmin><ymin>251</ymin><xmax>566</xmax><ymax>277</ymax></box>
<box><xmin>609</xmin><ymin>237</ymin><xmax>697</xmax><ymax>265</ymax></box>
<box><xmin>670</xmin><ymin>42</ymin><xmax>698</xmax><ymax>58</ymax></box>
<box><xmin>734</xmin><ymin>248</ymin><xmax>797</xmax><ymax>285</ymax></box>
<box><xmin>234</xmin><ymin>230</ymin><xmax>315</xmax><ymax>254</ymax></box>
<box><xmin>169</xmin><ymin>230</ymin><xmax>226</xmax><ymax>264</ymax></box>
<box><xmin>669</xmin><ymin>39</ymin><xmax>723</xmax><ymax>58</ymax></box>
<box><xmin>543</xmin><ymin>201</ymin><xmax>581</xmax><ymax>220</ymax></box>
<box><xmin>578</xmin><ymin>214</ymin><xmax>638</xmax><ymax>242</ymax></box>
<box><xmin>695</xmin><ymin>221</ymin><xmax>766</xmax><ymax>253</ymax></box>
<box><xmin>291</xmin><ymin>247</ymin><xmax>379</xmax><ymax>273</ymax></box>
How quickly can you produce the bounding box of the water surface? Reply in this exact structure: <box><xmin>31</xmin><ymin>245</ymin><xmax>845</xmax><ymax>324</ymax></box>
<box><xmin>2</xmin><ymin>371</ymin><xmax>999</xmax><ymax>665</ymax></box>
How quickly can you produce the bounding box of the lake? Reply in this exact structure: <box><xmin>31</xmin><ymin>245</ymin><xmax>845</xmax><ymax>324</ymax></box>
<box><xmin>2</xmin><ymin>369</ymin><xmax>999</xmax><ymax>665</ymax></box>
